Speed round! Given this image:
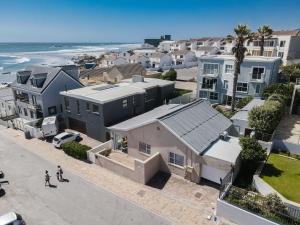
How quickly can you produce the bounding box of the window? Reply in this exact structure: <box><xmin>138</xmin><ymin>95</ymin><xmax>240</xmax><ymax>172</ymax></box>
<box><xmin>255</xmin><ymin>84</ymin><xmax>261</xmax><ymax>94</ymax></box>
<box><xmin>48</xmin><ymin>106</ymin><xmax>57</xmax><ymax>115</ymax></box>
<box><xmin>223</xmin><ymin>80</ymin><xmax>228</xmax><ymax>90</ymax></box>
<box><xmin>169</xmin><ymin>152</ymin><xmax>184</xmax><ymax>167</ymax></box>
<box><xmin>209</xmin><ymin>92</ymin><xmax>219</xmax><ymax>100</ymax></box>
<box><xmin>225</xmin><ymin>65</ymin><xmax>233</xmax><ymax>74</ymax></box>
<box><xmin>280</xmin><ymin>41</ymin><xmax>286</xmax><ymax>47</ymax></box>
<box><xmin>202</xmin><ymin>78</ymin><xmax>217</xmax><ymax>89</ymax></box>
<box><xmin>139</xmin><ymin>142</ymin><xmax>151</xmax><ymax>154</ymax></box>
<box><xmin>23</xmin><ymin>108</ymin><xmax>28</xmax><ymax>116</ymax></box>
<box><xmin>32</xmin><ymin>95</ymin><xmax>37</xmax><ymax>105</ymax></box>
<box><xmin>18</xmin><ymin>106</ymin><xmax>21</xmax><ymax>114</ymax></box>
<box><xmin>236</xmin><ymin>83</ymin><xmax>248</xmax><ymax>92</ymax></box>
<box><xmin>30</xmin><ymin>110</ymin><xmax>34</xmax><ymax>118</ymax></box>
<box><xmin>263</xmin><ymin>51</ymin><xmax>273</xmax><ymax>57</ymax></box>
<box><xmin>199</xmin><ymin>91</ymin><xmax>208</xmax><ymax>99</ymax></box>
<box><xmin>86</xmin><ymin>102</ymin><xmax>90</xmax><ymax>111</ymax></box>
<box><xmin>92</xmin><ymin>104</ymin><xmax>99</xmax><ymax>114</ymax></box>
<box><xmin>64</xmin><ymin>97</ymin><xmax>70</xmax><ymax>111</ymax></box>
<box><xmin>203</xmin><ymin>63</ymin><xmax>219</xmax><ymax>74</ymax></box>
<box><xmin>76</xmin><ymin>100</ymin><xmax>80</xmax><ymax>114</ymax></box>
<box><xmin>122</xmin><ymin>99</ymin><xmax>128</xmax><ymax>108</ymax></box>
<box><xmin>278</xmin><ymin>52</ymin><xmax>284</xmax><ymax>58</ymax></box>
<box><xmin>252</xmin><ymin>67</ymin><xmax>264</xmax><ymax>80</ymax></box>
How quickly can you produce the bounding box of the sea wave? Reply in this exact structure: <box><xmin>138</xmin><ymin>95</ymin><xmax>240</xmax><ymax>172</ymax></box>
<box><xmin>2</xmin><ymin>56</ymin><xmax>31</xmax><ymax>65</ymax></box>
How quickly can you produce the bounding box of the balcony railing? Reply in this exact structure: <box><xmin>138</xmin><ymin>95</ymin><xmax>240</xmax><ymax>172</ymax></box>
<box><xmin>15</xmin><ymin>94</ymin><xmax>29</xmax><ymax>103</ymax></box>
<box><xmin>199</xmin><ymin>69</ymin><xmax>219</xmax><ymax>78</ymax></box>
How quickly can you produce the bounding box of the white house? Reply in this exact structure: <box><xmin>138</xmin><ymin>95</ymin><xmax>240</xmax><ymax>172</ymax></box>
<box><xmin>190</xmin><ymin>38</ymin><xmax>213</xmax><ymax>51</ymax></box>
<box><xmin>194</xmin><ymin>46</ymin><xmax>219</xmax><ymax>57</ymax></box>
<box><xmin>171</xmin><ymin>50</ymin><xmax>197</xmax><ymax>66</ymax></box>
<box><xmin>99</xmin><ymin>53</ymin><xmax>128</xmax><ymax>67</ymax></box>
<box><xmin>170</xmin><ymin>40</ymin><xmax>191</xmax><ymax>52</ymax></box>
<box><xmin>158</xmin><ymin>40</ymin><xmax>175</xmax><ymax>52</ymax></box>
<box><xmin>149</xmin><ymin>53</ymin><xmax>173</xmax><ymax>69</ymax></box>
<box><xmin>128</xmin><ymin>54</ymin><xmax>150</xmax><ymax>68</ymax></box>
<box><xmin>245</xmin><ymin>29</ymin><xmax>300</xmax><ymax>65</ymax></box>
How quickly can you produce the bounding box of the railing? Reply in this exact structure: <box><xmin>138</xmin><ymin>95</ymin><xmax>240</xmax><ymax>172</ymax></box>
<box><xmin>15</xmin><ymin>94</ymin><xmax>29</xmax><ymax>103</ymax></box>
<box><xmin>222</xmin><ymin>186</ymin><xmax>300</xmax><ymax>225</ymax></box>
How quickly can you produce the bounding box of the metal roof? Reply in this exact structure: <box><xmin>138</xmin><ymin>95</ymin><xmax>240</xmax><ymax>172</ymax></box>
<box><xmin>159</xmin><ymin>100</ymin><xmax>232</xmax><ymax>155</ymax></box>
<box><xmin>231</xmin><ymin>99</ymin><xmax>265</xmax><ymax>121</ymax></box>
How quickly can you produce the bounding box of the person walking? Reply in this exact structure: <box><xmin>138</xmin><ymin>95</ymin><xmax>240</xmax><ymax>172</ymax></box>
<box><xmin>45</xmin><ymin>170</ymin><xmax>50</xmax><ymax>187</ymax></box>
<box><xmin>56</xmin><ymin>171</ymin><xmax>60</xmax><ymax>181</ymax></box>
<box><xmin>58</xmin><ymin>165</ymin><xmax>63</xmax><ymax>181</ymax></box>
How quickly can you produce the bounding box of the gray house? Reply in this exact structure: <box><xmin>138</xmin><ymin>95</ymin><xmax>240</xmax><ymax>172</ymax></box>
<box><xmin>10</xmin><ymin>65</ymin><xmax>83</xmax><ymax>121</ymax></box>
<box><xmin>197</xmin><ymin>55</ymin><xmax>281</xmax><ymax>105</ymax></box>
<box><xmin>60</xmin><ymin>76</ymin><xmax>175</xmax><ymax>141</ymax></box>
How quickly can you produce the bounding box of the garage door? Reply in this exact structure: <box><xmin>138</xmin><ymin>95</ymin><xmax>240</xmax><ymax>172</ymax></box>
<box><xmin>201</xmin><ymin>165</ymin><xmax>228</xmax><ymax>184</ymax></box>
<box><xmin>68</xmin><ymin>117</ymin><xmax>87</xmax><ymax>134</ymax></box>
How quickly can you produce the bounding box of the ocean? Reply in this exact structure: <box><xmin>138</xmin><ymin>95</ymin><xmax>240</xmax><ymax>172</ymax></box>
<box><xmin>0</xmin><ymin>42</ymin><xmax>139</xmax><ymax>83</ymax></box>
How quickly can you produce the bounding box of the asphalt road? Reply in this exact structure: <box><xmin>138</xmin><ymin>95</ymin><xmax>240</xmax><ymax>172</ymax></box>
<box><xmin>0</xmin><ymin>129</ymin><xmax>172</xmax><ymax>225</ymax></box>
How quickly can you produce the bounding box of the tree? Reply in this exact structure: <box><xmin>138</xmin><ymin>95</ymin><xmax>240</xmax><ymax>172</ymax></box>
<box><xmin>262</xmin><ymin>83</ymin><xmax>294</xmax><ymax>105</ymax></box>
<box><xmin>255</xmin><ymin>25</ymin><xmax>273</xmax><ymax>56</ymax></box>
<box><xmin>281</xmin><ymin>63</ymin><xmax>300</xmax><ymax>82</ymax></box>
<box><xmin>227</xmin><ymin>24</ymin><xmax>252</xmax><ymax>112</ymax></box>
<box><xmin>239</xmin><ymin>137</ymin><xmax>267</xmax><ymax>162</ymax></box>
<box><xmin>161</xmin><ymin>68</ymin><xmax>177</xmax><ymax>81</ymax></box>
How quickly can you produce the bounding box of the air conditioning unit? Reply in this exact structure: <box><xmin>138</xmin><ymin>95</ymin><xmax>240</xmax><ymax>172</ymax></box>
<box><xmin>220</xmin><ymin>131</ymin><xmax>228</xmax><ymax>140</ymax></box>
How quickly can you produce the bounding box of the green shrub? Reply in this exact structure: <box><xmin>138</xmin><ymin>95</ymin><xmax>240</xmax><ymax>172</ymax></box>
<box><xmin>262</xmin><ymin>83</ymin><xmax>294</xmax><ymax>105</ymax></box>
<box><xmin>61</xmin><ymin>141</ymin><xmax>91</xmax><ymax>160</ymax></box>
<box><xmin>264</xmin><ymin>194</ymin><xmax>287</xmax><ymax>214</ymax></box>
<box><xmin>239</xmin><ymin>137</ymin><xmax>267</xmax><ymax>162</ymax></box>
<box><xmin>236</xmin><ymin>96</ymin><xmax>253</xmax><ymax>109</ymax></box>
<box><xmin>249</xmin><ymin>98</ymin><xmax>285</xmax><ymax>134</ymax></box>
<box><xmin>215</xmin><ymin>105</ymin><xmax>235</xmax><ymax>118</ymax></box>
<box><xmin>161</xmin><ymin>69</ymin><xmax>177</xmax><ymax>81</ymax></box>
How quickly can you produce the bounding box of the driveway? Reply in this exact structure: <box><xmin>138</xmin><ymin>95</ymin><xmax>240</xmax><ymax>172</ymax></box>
<box><xmin>0</xmin><ymin>128</ymin><xmax>172</xmax><ymax>225</ymax></box>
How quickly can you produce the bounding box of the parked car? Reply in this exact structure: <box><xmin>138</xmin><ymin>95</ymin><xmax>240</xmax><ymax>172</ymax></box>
<box><xmin>0</xmin><ymin>212</ymin><xmax>26</xmax><ymax>225</ymax></box>
<box><xmin>52</xmin><ymin>131</ymin><xmax>80</xmax><ymax>148</ymax></box>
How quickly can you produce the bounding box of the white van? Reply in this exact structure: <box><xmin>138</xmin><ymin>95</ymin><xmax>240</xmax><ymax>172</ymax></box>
<box><xmin>42</xmin><ymin>116</ymin><xmax>58</xmax><ymax>138</ymax></box>
<box><xmin>0</xmin><ymin>212</ymin><xmax>26</xmax><ymax>225</ymax></box>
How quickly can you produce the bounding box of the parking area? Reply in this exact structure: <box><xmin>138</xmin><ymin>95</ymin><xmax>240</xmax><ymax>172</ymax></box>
<box><xmin>65</xmin><ymin>128</ymin><xmax>102</xmax><ymax>147</ymax></box>
<box><xmin>0</xmin><ymin>126</ymin><xmax>220</xmax><ymax>225</ymax></box>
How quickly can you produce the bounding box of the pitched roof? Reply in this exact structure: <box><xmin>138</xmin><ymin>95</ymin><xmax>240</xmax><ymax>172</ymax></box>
<box><xmin>272</xmin><ymin>29</ymin><xmax>300</xmax><ymax>36</ymax></box>
<box><xmin>231</xmin><ymin>98</ymin><xmax>265</xmax><ymax>121</ymax></box>
<box><xmin>109</xmin><ymin>100</ymin><xmax>232</xmax><ymax>155</ymax></box>
<box><xmin>80</xmin><ymin>67</ymin><xmax>110</xmax><ymax>79</ymax></box>
<box><xmin>159</xmin><ymin>100</ymin><xmax>232</xmax><ymax>155</ymax></box>
<box><xmin>111</xmin><ymin>63</ymin><xmax>145</xmax><ymax>76</ymax></box>
<box><xmin>190</xmin><ymin>37</ymin><xmax>212</xmax><ymax>42</ymax></box>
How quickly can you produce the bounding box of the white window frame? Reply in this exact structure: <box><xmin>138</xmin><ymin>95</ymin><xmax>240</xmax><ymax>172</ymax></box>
<box><xmin>223</xmin><ymin>80</ymin><xmax>228</xmax><ymax>90</ymax></box>
<box><xmin>251</xmin><ymin>66</ymin><xmax>265</xmax><ymax>80</ymax></box>
<box><xmin>203</xmin><ymin>63</ymin><xmax>219</xmax><ymax>75</ymax></box>
<box><xmin>139</xmin><ymin>142</ymin><xmax>151</xmax><ymax>155</ymax></box>
<box><xmin>225</xmin><ymin>64</ymin><xmax>233</xmax><ymax>74</ymax></box>
<box><xmin>122</xmin><ymin>99</ymin><xmax>128</xmax><ymax>108</ymax></box>
<box><xmin>236</xmin><ymin>82</ymin><xmax>248</xmax><ymax>93</ymax></box>
<box><xmin>169</xmin><ymin>152</ymin><xmax>184</xmax><ymax>168</ymax></box>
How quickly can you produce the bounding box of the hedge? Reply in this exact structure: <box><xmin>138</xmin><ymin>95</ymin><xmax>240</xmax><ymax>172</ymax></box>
<box><xmin>249</xmin><ymin>95</ymin><xmax>285</xmax><ymax>134</ymax></box>
<box><xmin>61</xmin><ymin>141</ymin><xmax>91</xmax><ymax>160</ymax></box>
<box><xmin>262</xmin><ymin>83</ymin><xmax>294</xmax><ymax>105</ymax></box>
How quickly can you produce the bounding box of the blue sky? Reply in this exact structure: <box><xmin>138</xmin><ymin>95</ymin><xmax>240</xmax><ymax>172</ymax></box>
<box><xmin>0</xmin><ymin>0</ymin><xmax>300</xmax><ymax>42</ymax></box>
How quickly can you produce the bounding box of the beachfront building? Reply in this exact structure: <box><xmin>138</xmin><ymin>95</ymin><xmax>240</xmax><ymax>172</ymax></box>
<box><xmin>0</xmin><ymin>87</ymin><xmax>16</xmax><ymax>120</ymax></box>
<box><xmin>158</xmin><ymin>40</ymin><xmax>175</xmax><ymax>52</ymax></box>
<box><xmin>144</xmin><ymin>34</ymin><xmax>172</xmax><ymax>47</ymax></box>
<box><xmin>149</xmin><ymin>53</ymin><xmax>173</xmax><ymax>69</ymax></box>
<box><xmin>10</xmin><ymin>65</ymin><xmax>83</xmax><ymax>121</ymax></box>
<box><xmin>60</xmin><ymin>76</ymin><xmax>175</xmax><ymax>141</ymax></box>
<box><xmin>133</xmin><ymin>45</ymin><xmax>157</xmax><ymax>57</ymax></box>
<box><xmin>102</xmin><ymin>63</ymin><xmax>146</xmax><ymax>83</ymax></box>
<box><xmin>246</xmin><ymin>29</ymin><xmax>300</xmax><ymax>65</ymax></box>
<box><xmin>197</xmin><ymin>55</ymin><xmax>281</xmax><ymax>105</ymax></box>
<box><xmin>108</xmin><ymin>100</ymin><xmax>241</xmax><ymax>184</ymax></box>
<box><xmin>99</xmin><ymin>53</ymin><xmax>128</xmax><ymax>67</ymax></box>
<box><xmin>128</xmin><ymin>54</ymin><xmax>150</xmax><ymax>68</ymax></box>
<box><xmin>171</xmin><ymin>50</ymin><xmax>197</xmax><ymax>66</ymax></box>
<box><xmin>170</xmin><ymin>40</ymin><xmax>191</xmax><ymax>52</ymax></box>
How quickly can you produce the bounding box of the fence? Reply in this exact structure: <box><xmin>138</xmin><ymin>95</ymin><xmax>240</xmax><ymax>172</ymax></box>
<box><xmin>222</xmin><ymin>186</ymin><xmax>300</xmax><ymax>225</ymax></box>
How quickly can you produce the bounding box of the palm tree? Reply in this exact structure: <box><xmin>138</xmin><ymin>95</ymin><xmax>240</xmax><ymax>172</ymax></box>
<box><xmin>256</xmin><ymin>25</ymin><xmax>273</xmax><ymax>56</ymax></box>
<box><xmin>227</xmin><ymin>24</ymin><xmax>252</xmax><ymax>112</ymax></box>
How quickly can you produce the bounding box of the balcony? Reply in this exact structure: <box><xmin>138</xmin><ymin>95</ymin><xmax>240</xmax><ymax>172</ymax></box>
<box><xmin>199</xmin><ymin>69</ymin><xmax>219</xmax><ymax>78</ymax></box>
<box><xmin>27</xmin><ymin>104</ymin><xmax>42</xmax><ymax>112</ymax></box>
<box><xmin>15</xmin><ymin>94</ymin><xmax>29</xmax><ymax>103</ymax></box>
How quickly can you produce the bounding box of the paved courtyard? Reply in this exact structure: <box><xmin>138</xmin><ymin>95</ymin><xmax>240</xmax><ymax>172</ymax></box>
<box><xmin>0</xmin><ymin>126</ymin><xmax>219</xmax><ymax>225</ymax></box>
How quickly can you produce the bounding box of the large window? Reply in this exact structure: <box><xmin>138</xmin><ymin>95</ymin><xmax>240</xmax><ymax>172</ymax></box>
<box><xmin>92</xmin><ymin>104</ymin><xmax>99</xmax><ymax>114</ymax></box>
<box><xmin>225</xmin><ymin>65</ymin><xmax>233</xmax><ymax>74</ymax></box>
<box><xmin>252</xmin><ymin>67</ymin><xmax>265</xmax><ymax>80</ymax></box>
<box><xmin>236</xmin><ymin>83</ymin><xmax>248</xmax><ymax>93</ymax></box>
<box><xmin>64</xmin><ymin>97</ymin><xmax>70</xmax><ymax>111</ymax></box>
<box><xmin>280</xmin><ymin>41</ymin><xmax>286</xmax><ymax>47</ymax></box>
<box><xmin>139</xmin><ymin>142</ymin><xmax>151</xmax><ymax>155</ymax></box>
<box><xmin>169</xmin><ymin>152</ymin><xmax>184</xmax><ymax>167</ymax></box>
<box><xmin>209</xmin><ymin>92</ymin><xmax>219</xmax><ymax>100</ymax></box>
<box><xmin>202</xmin><ymin>78</ymin><xmax>217</xmax><ymax>89</ymax></box>
<box><xmin>199</xmin><ymin>91</ymin><xmax>208</xmax><ymax>99</ymax></box>
<box><xmin>203</xmin><ymin>63</ymin><xmax>219</xmax><ymax>74</ymax></box>
<box><xmin>278</xmin><ymin>52</ymin><xmax>284</xmax><ymax>58</ymax></box>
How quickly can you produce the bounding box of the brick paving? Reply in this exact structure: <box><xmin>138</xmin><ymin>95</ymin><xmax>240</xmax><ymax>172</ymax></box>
<box><xmin>0</xmin><ymin>126</ymin><xmax>219</xmax><ymax>225</ymax></box>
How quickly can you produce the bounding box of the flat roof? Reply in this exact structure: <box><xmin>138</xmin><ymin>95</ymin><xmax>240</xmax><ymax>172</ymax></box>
<box><xmin>203</xmin><ymin>136</ymin><xmax>241</xmax><ymax>164</ymax></box>
<box><xmin>199</xmin><ymin>55</ymin><xmax>281</xmax><ymax>62</ymax></box>
<box><xmin>61</xmin><ymin>78</ymin><xmax>174</xmax><ymax>104</ymax></box>
<box><xmin>231</xmin><ymin>99</ymin><xmax>265</xmax><ymax>121</ymax></box>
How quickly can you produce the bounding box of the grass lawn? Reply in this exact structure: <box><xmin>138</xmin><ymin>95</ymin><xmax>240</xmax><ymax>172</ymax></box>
<box><xmin>261</xmin><ymin>153</ymin><xmax>300</xmax><ymax>203</ymax></box>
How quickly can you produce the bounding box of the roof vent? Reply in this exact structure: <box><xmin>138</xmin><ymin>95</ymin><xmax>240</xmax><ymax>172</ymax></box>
<box><xmin>220</xmin><ymin>131</ymin><xmax>228</xmax><ymax>141</ymax></box>
<box><xmin>132</xmin><ymin>75</ymin><xmax>144</xmax><ymax>83</ymax></box>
